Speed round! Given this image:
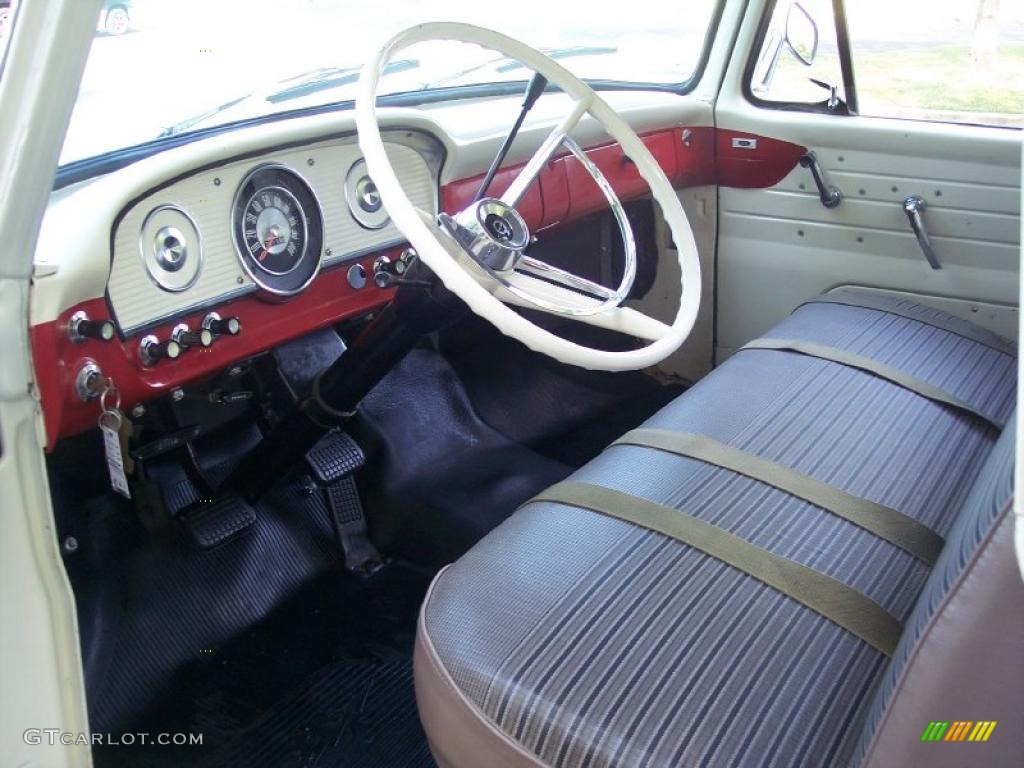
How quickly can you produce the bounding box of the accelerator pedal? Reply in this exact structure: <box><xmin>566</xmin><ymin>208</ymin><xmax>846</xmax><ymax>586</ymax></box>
<box><xmin>306</xmin><ymin>430</ymin><xmax>384</xmax><ymax>575</ymax></box>
<box><xmin>178</xmin><ymin>494</ymin><xmax>256</xmax><ymax>549</ymax></box>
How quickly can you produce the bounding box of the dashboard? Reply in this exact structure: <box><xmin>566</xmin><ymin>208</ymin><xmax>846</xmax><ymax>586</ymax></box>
<box><xmin>109</xmin><ymin>132</ymin><xmax>441</xmax><ymax>335</ymax></box>
<box><xmin>29</xmin><ymin>92</ymin><xmax>722</xmax><ymax>448</ymax></box>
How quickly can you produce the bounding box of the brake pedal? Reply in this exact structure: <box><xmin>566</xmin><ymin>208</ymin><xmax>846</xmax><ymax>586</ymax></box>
<box><xmin>179</xmin><ymin>494</ymin><xmax>256</xmax><ymax>549</ymax></box>
<box><xmin>306</xmin><ymin>430</ymin><xmax>384</xmax><ymax>575</ymax></box>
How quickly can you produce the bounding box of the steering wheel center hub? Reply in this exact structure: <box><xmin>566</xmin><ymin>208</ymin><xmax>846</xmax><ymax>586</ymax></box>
<box><xmin>439</xmin><ymin>198</ymin><xmax>530</xmax><ymax>272</ymax></box>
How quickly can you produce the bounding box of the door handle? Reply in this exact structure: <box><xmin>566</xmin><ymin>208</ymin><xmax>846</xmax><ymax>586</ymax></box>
<box><xmin>798</xmin><ymin>152</ymin><xmax>841</xmax><ymax>208</ymax></box>
<box><xmin>903</xmin><ymin>195</ymin><xmax>941</xmax><ymax>270</ymax></box>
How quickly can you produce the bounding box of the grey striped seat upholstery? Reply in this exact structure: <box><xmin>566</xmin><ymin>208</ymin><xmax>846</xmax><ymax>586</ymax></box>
<box><xmin>415</xmin><ymin>293</ymin><xmax>1019</xmax><ymax>768</ymax></box>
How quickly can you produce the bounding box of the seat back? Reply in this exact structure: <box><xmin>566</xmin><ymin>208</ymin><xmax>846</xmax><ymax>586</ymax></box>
<box><xmin>856</xmin><ymin>411</ymin><xmax>1021</xmax><ymax>766</ymax></box>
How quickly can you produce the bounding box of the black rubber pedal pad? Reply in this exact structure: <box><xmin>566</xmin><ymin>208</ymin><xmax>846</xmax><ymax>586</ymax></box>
<box><xmin>179</xmin><ymin>495</ymin><xmax>256</xmax><ymax>549</ymax></box>
<box><xmin>306</xmin><ymin>430</ymin><xmax>365</xmax><ymax>484</ymax></box>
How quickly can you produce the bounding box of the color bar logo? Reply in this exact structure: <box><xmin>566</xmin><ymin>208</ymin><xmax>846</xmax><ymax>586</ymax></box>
<box><xmin>921</xmin><ymin>721</ymin><xmax>997</xmax><ymax>743</ymax></box>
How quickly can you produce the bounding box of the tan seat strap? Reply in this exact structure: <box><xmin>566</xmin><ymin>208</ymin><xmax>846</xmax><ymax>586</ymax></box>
<box><xmin>742</xmin><ymin>337</ymin><xmax>1001</xmax><ymax>430</ymax></box>
<box><xmin>530</xmin><ymin>481</ymin><xmax>902</xmax><ymax>656</ymax></box>
<box><xmin>802</xmin><ymin>290</ymin><xmax>1016</xmax><ymax>357</ymax></box>
<box><xmin>614</xmin><ymin>429</ymin><xmax>943</xmax><ymax>565</ymax></box>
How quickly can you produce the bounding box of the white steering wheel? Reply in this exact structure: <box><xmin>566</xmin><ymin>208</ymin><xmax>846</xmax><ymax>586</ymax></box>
<box><xmin>357</xmin><ymin>22</ymin><xmax>701</xmax><ymax>372</ymax></box>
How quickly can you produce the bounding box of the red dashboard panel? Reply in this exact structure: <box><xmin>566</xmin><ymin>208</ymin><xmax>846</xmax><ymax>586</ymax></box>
<box><xmin>441</xmin><ymin>166</ymin><xmax>546</xmax><ymax>229</ymax></box>
<box><xmin>33</xmin><ymin>252</ymin><xmax>397</xmax><ymax>449</ymax></box>
<box><xmin>34</xmin><ymin>127</ymin><xmax>804</xmax><ymax>448</ymax></box>
<box><xmin>560</xmin><ymin>130</ymin><xmax>680</xmax><ymax>220</ymax></box>
<box><xmin>439</xmin><ymin>127</ymin><xmax>726</xmax><ymax>230</ymax></box>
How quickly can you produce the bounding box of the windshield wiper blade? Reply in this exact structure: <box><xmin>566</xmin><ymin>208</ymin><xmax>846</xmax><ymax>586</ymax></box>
<box><xmin>267</xmin><ymin>59</ymin><xmax>420</xmax><ymax>104</ymax></box>
<box><xmin>158</xmin><ymin>59</ymin><xmax>422</xmax><ymax>138</ymax></box>
<box><xmin>496</xmin><ymin>46</ymin><xmax>617</xmax><ymax>73</ymax></box>
<box><xmin>158</xmin><ymin>94</ymin><xmax>251</xmax><ymax>138</ymax></box>
<box><xmin>425</xmin><ymin>46</ymin><xmax>618</xmax><ymax>88</ymax></box>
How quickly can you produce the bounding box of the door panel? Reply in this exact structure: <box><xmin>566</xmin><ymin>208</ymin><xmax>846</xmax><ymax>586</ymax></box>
<box><xmin>713</xmin><ymin>2</ymin><xmax>1021</xmax><ymax>360</ymax></box>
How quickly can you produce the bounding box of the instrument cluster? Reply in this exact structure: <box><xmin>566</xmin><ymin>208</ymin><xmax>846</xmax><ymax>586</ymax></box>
<box><xmin>107</xmin><ymin>130</ymin><xmax>442</xmax><ymax>340</ymax></box>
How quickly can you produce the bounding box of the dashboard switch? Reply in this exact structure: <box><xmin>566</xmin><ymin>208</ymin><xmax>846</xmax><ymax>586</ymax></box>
<box><xmin>140</xmin><ymin>335</ymin><xmax>181</xmax><ymax>366</ymax></box>
<box><xmin>203</xmin><ymin>312</ymin><xmax>241</xmax><ymax>337</ymax></box>
<box><xmin>172</xmin><ymin>323</ymin><xmax>213</xmax><ymax>349</ymax></box>
<box><xmin>68</xmin><ymin>310</ymin><xmax>115</xmax><ymax>343</ymax></box>
<box><xmin>372</xmin><ymin>255</ymin><xmax>407</xmax><ymax>288</ymax></box>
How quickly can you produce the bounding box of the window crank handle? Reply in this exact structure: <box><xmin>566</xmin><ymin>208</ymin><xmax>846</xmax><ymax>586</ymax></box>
<box><xmin>903</xmin><ymin>196</ymin><xmax>941</xmax><ymax>270</ymax></box>
<box><xmin>798</xmin><ymin>152</ymin><xmax>841</xmax><ymax>209</ymax></box>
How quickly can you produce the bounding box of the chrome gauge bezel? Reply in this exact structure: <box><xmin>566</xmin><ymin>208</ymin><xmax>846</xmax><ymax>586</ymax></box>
<box><xmin>138</xmin><ymin>204</ymin><xmax>203</xmax><ymax>293</ymax></box>
<box><xmin>344</xmin><ymin>158</ymin><xmax>390</xmax><ymax>230</ymax></box>
<box><xmin>231</xmin><ymin>163</ymin><xmax>324</xmax><ymax>296</ymax></box>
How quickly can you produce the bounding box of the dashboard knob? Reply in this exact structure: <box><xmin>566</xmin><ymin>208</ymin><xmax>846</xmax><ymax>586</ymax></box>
<box><xmin>372</xmin><ymin>255</ymin><xmax>407</xmax><ymax>288</ymax></box>
<box><xmin>400</xmin><ymin>248</ymin><xmax>418</xmax><ymax>269</ymax></box>
<box><xmin>68</xmin><ymin>310</ymin><xmax>115</xmax><ymax>343</ymax></box>
<box><xmin>172</xmin><ymin>324</ymin><xmax>213</xmax><ymax>349</ymax></box>
<box><xmin>140</xmin><ymin>335</ymin><xmax>181</xmax><ymax>366</ymax></box>
<box><xmin>203</xmin><ymin>312</ymin><xmax>241</xmax><ymax>336</ymax></box>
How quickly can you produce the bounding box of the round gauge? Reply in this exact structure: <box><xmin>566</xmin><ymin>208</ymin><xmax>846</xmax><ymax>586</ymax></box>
<box><xmin>232</xmin><ymin>165</ymin><xmax>324</xmax><ymax>295</ymax></box>
<box><xmin>345</xmin><ymin>159</ymin><xmax>390</xmax><ymax>230</ymax></box>
<box><xmin>139</xmin><ymin>205</ymin><xmax>202</xmax><ymax>292</ymax></box>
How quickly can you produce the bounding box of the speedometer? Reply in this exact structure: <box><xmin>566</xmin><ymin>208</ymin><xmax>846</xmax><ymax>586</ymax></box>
<box><xmin>232</xmin><ymin>165</ymin><xmax>323</xmax><ymax>296</ymax></box>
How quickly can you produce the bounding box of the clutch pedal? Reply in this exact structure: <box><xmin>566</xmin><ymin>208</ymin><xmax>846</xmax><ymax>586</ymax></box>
<box><xmin>178</xmin><ymin>494</ymin><xmax>256</xmax><ymax>549</ymax></box>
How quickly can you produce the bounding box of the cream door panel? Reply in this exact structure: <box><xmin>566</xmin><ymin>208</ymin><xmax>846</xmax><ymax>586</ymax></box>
<box><xmin>714</xmin><ymin>20</ymin><xmax>1021</xmax><ymax>359</ymax></box>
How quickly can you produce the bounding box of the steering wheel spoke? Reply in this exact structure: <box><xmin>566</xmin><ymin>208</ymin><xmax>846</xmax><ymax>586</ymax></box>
<box><xmin>492</xmin><ymin>270</ymin><xmax>669</xmax><ymax>341</ymax></box>
<box><xmin>514</xmin><ymin>255</ymin><xmax>616</xmax><ymax>301</ymax></box>
<box><xmin>500</xmin><ymin>95</ymin><xmax>591</xmax><ymax>207</ymax></box>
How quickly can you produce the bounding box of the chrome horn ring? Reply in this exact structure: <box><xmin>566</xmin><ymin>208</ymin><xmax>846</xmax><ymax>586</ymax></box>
<box><xmin>438</xmin><ymin>197</ymin><xmax>531</xmax><ymax>272</ymax></box>
<box><xmin>439</xmin><ymin>138</ymin><xmax>637</xmax><ymax>317</ymax></box>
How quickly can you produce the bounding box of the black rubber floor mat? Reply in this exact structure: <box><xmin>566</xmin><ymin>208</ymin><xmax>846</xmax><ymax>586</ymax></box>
<box><xmin>439</xmin><ymin>317</ymin><xmax>688</xmax><ymax>466</ymax></box>
<box><xmin>90</xmin><ymin>565</ymin><xmax>435</xmax><ymax>768</ymax></box>
<box><xmin>204</xmin><ymin>657</ymin><xmax>432</xmax><ymax>768</ymax></box>
<box><xmin>354</xmin><ymin>347</ymin><xmax>572</xmax><ymax>567</ymax></box>
<box><xmin>70</xmin><ymin>476</ymin><xmax>344</xmax><ymax>733</ymax></box>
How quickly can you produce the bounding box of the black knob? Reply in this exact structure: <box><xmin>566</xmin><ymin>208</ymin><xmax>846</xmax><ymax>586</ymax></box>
<box><xmin>174</xmin><ymin>328</ymin><xmax>213</xmax><ymax>348</ymax></box>
<box><xmin>69</xmin><ymin>311</ymin><xmax>115</xmax><ymax>343</ymax></box>
<box><xmin>377</xmin><ymin>254</ymin><xmax>406</xmax><ymax>275</ymax></box>
<box><xmin>140</xmin><ymin>336</ymin><xmax>181</xmax><ymax>365</ymax></box>
<box><xmin>203</xmin><ymin>313</ymin><xmax>241</xmax><ymax>336</ymax></box>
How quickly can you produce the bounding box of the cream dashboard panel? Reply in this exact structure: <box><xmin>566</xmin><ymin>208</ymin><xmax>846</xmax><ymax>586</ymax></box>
<box><xmin>107</xmin><ymin>133</ymin><xmax>439</xmax><ymax>334</ymax></box>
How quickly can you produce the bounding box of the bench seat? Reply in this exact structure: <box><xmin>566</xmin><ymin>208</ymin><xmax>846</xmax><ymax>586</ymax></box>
<box><xmin>414</xmin><ymin>291</ymin><xmax>1020</xmax><ymax>768</ymax></box>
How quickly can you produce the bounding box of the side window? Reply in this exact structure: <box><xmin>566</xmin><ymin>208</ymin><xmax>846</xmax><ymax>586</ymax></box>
<box><xmin>0</xmin><ymin>1</ymin><xmax>18</xmax><ymax>67</ymax></box>
<box><xmin>845</xmin><ymin>0</ymin><xmax>1022</xmax><ymax>128</ymax></box>
<box><xmin>750</xmin><ymin>0</ymin><xmax>846</xmax><ymax>110</ymax></box>
<box><xmin>750</xmin><ymin>0</ymin><xmax>1023</xmax><ymax>129</ymax></box>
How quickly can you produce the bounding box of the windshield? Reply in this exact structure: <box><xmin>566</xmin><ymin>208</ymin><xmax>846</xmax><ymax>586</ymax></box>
<box><xmin>61</xmin><ymin>0</ymin><xmax>720</xmax><ymax>166</ymax></box>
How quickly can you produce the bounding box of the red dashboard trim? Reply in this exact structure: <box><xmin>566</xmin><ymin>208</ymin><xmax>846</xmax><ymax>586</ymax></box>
<box><xmin>33</xmin><ymin>127</ymin><xmax>805</xmax><ymax>448</ymax></box>
<box><xmin>715</xmin><ymin>129</ymin><xmax>807</xmax><ymax>189</ymax></box>
<box><xmin>441</xmin><ymin>166</ymin><xmax>546</xmax><ymax>229</ymax></box>
<box><xmin>33</xmin><ymin>252</ymin><xmax>396</xmax><ymax>449</ymax></box>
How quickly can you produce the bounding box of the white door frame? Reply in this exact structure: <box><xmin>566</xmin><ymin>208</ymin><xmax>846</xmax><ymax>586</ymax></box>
<box><xmin>0</xmin><ymin>2</ymin><xmax>102</xmax><ymax>767</ymax></box>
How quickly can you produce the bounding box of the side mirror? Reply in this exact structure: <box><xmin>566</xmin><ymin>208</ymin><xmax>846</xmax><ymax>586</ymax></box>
<box><xmin>786</xmin><ymin>2</ymin><xmax>818</xmax><ymax>66</ymax></box>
